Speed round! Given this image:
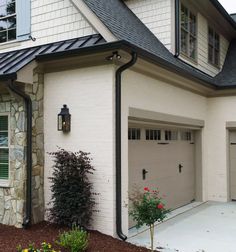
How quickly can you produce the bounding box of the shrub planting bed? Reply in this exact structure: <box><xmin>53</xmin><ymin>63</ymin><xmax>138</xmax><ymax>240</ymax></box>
<box><xmin>0</xmin><ymin>222</ymin><xmax>155</xmax><ymax>252</ymax></box>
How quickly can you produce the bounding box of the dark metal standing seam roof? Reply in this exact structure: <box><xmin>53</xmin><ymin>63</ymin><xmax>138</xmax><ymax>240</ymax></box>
<box><xmin>0</xmin><ymin>34</ymin><xmax>106</xmax><ymax>80</ymax></box>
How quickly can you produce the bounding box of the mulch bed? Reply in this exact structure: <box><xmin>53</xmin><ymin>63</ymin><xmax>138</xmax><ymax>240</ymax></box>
<box><xmin>0</xmin><ymin>221</ymin><xmax>154</xmax><ymax>252</ymax></box>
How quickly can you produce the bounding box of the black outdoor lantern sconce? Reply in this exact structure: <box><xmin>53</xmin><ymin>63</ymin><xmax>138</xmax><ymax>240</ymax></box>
<box><xmin>58</xmin><ymin>104</ymin><xmax>71</xmax><ymax>132</ymax></box>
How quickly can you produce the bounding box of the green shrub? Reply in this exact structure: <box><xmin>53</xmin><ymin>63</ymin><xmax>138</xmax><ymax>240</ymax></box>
<box><xmin>48</xmin><ymin>148</ymin><xmax>95</xmax><ymax>227</ymax></box>
<box><xmin>57</xmin><ymin>226</ymin><xmax>89</xmax><ymax>252</ymax></box>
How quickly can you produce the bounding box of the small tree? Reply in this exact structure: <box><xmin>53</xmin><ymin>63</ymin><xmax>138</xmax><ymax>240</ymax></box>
<box><xmin>48</xmin><ymin>148</ymin><xmax>95</xmax><ymax>227</ymax></box>
<box><xmin>129</xmin><ymin>187</ymin><xmax>170</xmax><ymax>252</ymax></box>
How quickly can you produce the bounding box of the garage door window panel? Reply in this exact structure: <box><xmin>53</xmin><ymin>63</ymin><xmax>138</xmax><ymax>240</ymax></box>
<box><xmin>128</xmin><ymin>128</ymin><xmax>141</xmax><ymax>140</ymax></box>
<box><xmin>146</xmin><ymin>129</ymin><xmax>161</xmax><ymax>141</ymax></box>
<box><xmin>165</xmin><ymin>130</ymin><xmax>178</xmax><ymax>141</ymax></box>
<box><xmin>181</xmin><ymin>131</ymin><xmax>192</xmax><ymax>141</ymax></box>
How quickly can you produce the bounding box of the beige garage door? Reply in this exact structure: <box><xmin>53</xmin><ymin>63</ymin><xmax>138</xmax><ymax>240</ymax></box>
<box><xmin>128</xmin><ymin>125</ymin><xmax>195</xmax><ymax>228</ymax></box>
<box><xmin>229</xmin><ymin>131</ymin><xmax>236</xmax><ymax>200</ymax></box>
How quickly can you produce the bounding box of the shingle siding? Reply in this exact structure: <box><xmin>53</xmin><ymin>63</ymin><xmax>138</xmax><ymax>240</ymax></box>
<box><xmin>125</xmin><ymin>0</ymin><xmax>172</xmax><ymax>51</ymax></box>
<box><xmin>0</xmin><ymin>0</ymin><xmax>96</xmax><ymax>53</ymax></box>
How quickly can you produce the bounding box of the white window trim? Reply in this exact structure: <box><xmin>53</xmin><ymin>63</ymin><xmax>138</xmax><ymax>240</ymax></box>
<box><xmin>0</xmin><ymin>1</ymin><xmax>17</xmax><ymax>44</ymax></box>
<box><xmin>0</xmin><ymin>113</ymin><xmax>10</xmax><ymax>187</ymax></box>
<box><xmin>208</xmin><ymin>26</ymin><xmax>220</xmax><ymax>68</ymax></box>
<box><xmin>180</xmin><ymin>2</ymin><xmax>198</xmax><ymax>62</ymax></box>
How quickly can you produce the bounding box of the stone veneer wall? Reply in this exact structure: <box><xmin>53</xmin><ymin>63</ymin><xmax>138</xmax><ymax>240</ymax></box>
<box><xmin>0</xmin><ymin>71</ymin><xmax>45</xmax><ymax>227</ymax></box>
<box><xmin>25</xmin><ymin>71</ymin><xmax>45</xmax><ymax>224</ymax></box>
<box><xmin>0</xmin><ymin>92</ymin><xmax>26</xmax><ymax>227</ymax></box>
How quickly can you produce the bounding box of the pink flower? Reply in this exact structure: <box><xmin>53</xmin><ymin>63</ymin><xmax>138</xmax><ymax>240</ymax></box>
<box><xmin>144</xmin><ymin>187</ymin><xmax>150</xmax><ymax>191</ymax></box>
<box><xmin>157</xmin><ymin>203</ymin><xmax>164</xmax><ymax>209</ymax></box>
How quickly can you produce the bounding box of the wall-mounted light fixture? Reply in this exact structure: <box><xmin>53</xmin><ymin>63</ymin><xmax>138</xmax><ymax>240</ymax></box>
<box><xmin>58</xmin><ymin>104</ymin><xmax>71</xmax><ymax>132</ymax></box>
<box><xmin>105</xmin><ymin>51</ymin><xmax>122</xmax><ymax>61</ymax></box>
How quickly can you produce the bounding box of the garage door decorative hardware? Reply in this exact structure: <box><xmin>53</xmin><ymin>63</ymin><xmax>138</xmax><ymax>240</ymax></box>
<box><xmin>179</xmin><ymin>164</ymin><xmax>183</xmax><ymax>173</ymax></box>
<box><xmin>230</xmin><ymin>143</ymin><xmax>236</xmax><ymax>145</ymax></box>
<box><xmin>142</xmin><ymin>169</ymin><xmax>148</xmax><ymax>180</ymax></box>
<box><xmin>158</xmin><ymin>142</ymin><xmax>169</xmax><ymax>145</ymax></box>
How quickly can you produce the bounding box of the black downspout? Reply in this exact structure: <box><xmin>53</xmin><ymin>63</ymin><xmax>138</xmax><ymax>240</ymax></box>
<box><xmin>116</xmin><ymin>52</ymin><xmax>137</xmax><ymax>241</ymax></box>
<box><xmin>175</xmin><ymin>0</ymin><xmax>180</xmax><ymax>57</ymax></box>
<box><xmin>8</xmin><ymin>80</ymin><xmax>32</xmax><ymax>228</ymax></box>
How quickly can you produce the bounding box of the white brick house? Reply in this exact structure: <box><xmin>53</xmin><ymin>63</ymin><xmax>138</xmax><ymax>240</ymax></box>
<box><xmin>0</xmin><ymin>0</ymin><xmax>236</xmax><ymax>240</ymax></box>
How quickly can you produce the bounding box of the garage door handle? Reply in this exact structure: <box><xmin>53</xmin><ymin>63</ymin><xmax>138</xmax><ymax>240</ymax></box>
<box><xmin>179</xmin><ymin>164</ymin><xmax>183</xmax><ymax>173</ymax></box>
<box><xmin>142</xmin><ymin>169</ymin><xmax>148</xmax><ymax>180</ymax></box>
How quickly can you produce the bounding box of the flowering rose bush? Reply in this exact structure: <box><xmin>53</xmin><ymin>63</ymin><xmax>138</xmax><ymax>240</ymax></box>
<box><xmin>129</xmin><ymin>187</ymin><xmax>170</xmax><ymax>251</ymax></box>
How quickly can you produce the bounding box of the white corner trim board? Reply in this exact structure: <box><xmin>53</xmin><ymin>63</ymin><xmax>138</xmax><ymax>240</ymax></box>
<box><xmin>70</xmin><ymin>0</ymin><xmax>117</xmax><ymax>42</ymax></box>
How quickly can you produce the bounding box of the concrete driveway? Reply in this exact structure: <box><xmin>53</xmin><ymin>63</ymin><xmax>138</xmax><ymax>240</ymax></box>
<box><xmin>128</xmin><ymin>202</ymin><xmax>236</xmax><ymax>252</ymax></box>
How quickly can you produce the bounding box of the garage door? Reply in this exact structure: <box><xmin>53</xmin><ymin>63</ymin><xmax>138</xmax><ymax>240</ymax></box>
<box><xmin>128</xmin><ymin>125</ymin><xmax>195</xmax><ymax>228</ymax></box>
<box><xmin>229</xmin><ymin>131</ymin><xmax>236</xmax><ymax>200</ymax></box>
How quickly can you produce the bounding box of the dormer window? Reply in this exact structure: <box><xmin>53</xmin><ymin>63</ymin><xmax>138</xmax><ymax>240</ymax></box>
<box><xmin>208</xmin><ymin>27</ymin><xmax>220</xmax><ymax>67</ymax></box>
<box><xmin>0</xmin><ymin>0</ymin><xmax>16</xmax><ymax>43</ymax></box>
<box><xmin>180</xmin><ymin>4</ymin><xmax>197</xmax><ymax>60</ymax></box>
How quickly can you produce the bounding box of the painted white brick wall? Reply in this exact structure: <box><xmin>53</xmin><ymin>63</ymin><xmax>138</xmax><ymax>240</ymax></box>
<box><xmin>125</xmin><ymin>0</ymin><xmax>173</xmax><ymax>51</ymax></box>
<box><xmin>44</xmin><ymin>65</ymin><xmax>116</xmax><ymax>236</ymax></box>
<box><xmin>0</xmin><ymin>0</ymin><xmax>96</xmax><ymax>52</ymax></box>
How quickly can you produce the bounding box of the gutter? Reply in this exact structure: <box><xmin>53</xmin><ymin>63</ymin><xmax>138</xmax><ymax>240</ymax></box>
<box><xmin>175</xmin><ymin>0</ymin><xmax>180</xmax><ymax>57</ymax></box>
<box><xmin>8</xmin><ymin>80</ymin><xmax>32</xmax><ymax>229</ymax></box>
<box><xmin>36</xmin><ymin>40</ymin><xmax>216</xmax><ymax>89</ymax></box>
<box><xmin>115</xmin><ymin>52</ymin><xmax>137</xmax><ymax>241</ymax></box>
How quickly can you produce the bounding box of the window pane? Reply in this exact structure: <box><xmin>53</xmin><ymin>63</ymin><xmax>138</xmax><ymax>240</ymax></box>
<box><xmin>0</xmin><ymin>4</ymin><xmax>6</xmax><ymax>17</ymax></box>
<box><xmin>0</xmin><ymin>0</ymin><xmax>6</xmax><ymax>6</ymax></box>
<box><xmin>0</xmin><ymin>148</ymin><xmax>8</xmax><ymax>163</ymax></box>
<box><xmin>7</xmin><ymin>15</ymin><xmax>16</xmax><ymax>29</ymax></box>
<box><xmin>0</xmin><ymin>163</ymin><xmax>8</xmax><ymax>179</ymax></box>
<box><xmin>208</xmin><ymin>27</ymin><xmax>214</xmax><ymax>46</ymax></box>
<box><xmin>181</xmin><ymin>29</ymin><xmax>188</xmax><ymax>54</ymax></box>
<box><xmin>165</xmin><ymin>131</ymin><xmax>171</xmax><ymax>141</ymax></box>
<box><xmin>128</xmin><ymin>128</ymin><xmax>131</xmax><ymax>140</ymax></box>
<box><xmin>190</xmin><ymin>12</ymin><xmax>196</xmax><ymax>36</ymax></box>
<box><xmin>0</xmin><ymin>18</ymin><xmax>7</xmax><ymax>31</ymax></box>
<box><xmin>136</xmin><ymin>129</ymin><xmax>140</xmax><ymax>140</ymax></box>
<box><xmin>146</xmin><ymin>130</ymin><xmax>149</xmax><ymax>140</ymax></box>
<box><xmin>0</xmin><ymin>116</ymin><xmax>8</xmax><ymax>131</ymax></box>
<box><xmin>6</xmin><ymin>0</ymin><xmax>15</xmax><ymax>15</ymax></box>
<box><xmin>150</xmin><ymin>130</ymin><xmax>153</xmax><ymax>140</ymax></box>
<box><xmin>214</xmin><ymin>49</ymin><xmax>219</xmax><ymax>66</ymax></box>
<box><xmin>181</xmin><ymin>131</ymin><xmax>192</xmax><ymax>141</ymax></box>
<box><xmin>208</xmin><ymin>45</ymin><xmax>213</xmax><ymax>63</ymax></box>
<box><xmin>0</xmin><ymin>132</ymin><xmax>8</xmax><ymax>146</ymax></box>
<box><xmin>190</xmin><ymin>36</ymin><xmax>196</xmax><ymax>59</ymax></box>
<box><xmin>0</xmin><ymin>30</ymin><xmax>6</xmax><ymax>42</ymax></box>
<box><xmin>215</xmin><ymin>33</ymin><xmax>220</xmax><ymax>50</ymax></box>
<box><xmin>181</xmin><ymin>4</ymin><xmax>188</xmax><ymax>30</ymax></box>
<box><xmin>7</xmin><ymin>28</ymin><xmax>15</xmax><ymax>40</ymax></box>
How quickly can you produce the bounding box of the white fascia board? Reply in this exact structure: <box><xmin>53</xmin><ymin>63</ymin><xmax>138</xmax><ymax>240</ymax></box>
<box><xmin>70</xmin><ymin>0</ymin><xmax>117</xmax><ymax>42</ymax></box>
